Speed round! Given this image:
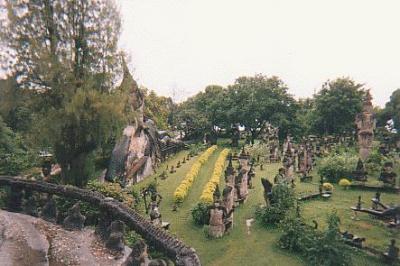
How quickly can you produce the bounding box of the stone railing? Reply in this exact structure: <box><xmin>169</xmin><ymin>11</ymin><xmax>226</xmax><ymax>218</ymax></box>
<box><xmin>0</xmin><ymin>176</ymin><xmax>201</xmax><ymax>266</ymax></box>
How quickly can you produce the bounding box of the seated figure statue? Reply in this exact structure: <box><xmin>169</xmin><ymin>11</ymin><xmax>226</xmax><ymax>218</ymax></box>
<box><xmin>352</xmin><ymin>158</ymin><xmax>368</xmax><ymax>182</ymax></box>
<box><xmin>380</xmin><ymin>162</ymin><xmax>397</xmax><ymax>187</ymax></box>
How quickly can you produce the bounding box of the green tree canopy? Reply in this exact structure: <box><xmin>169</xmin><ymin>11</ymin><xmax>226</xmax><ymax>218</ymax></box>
<box><xmin>312</xmin><ymin>78</ymin><xmax>365</xmax><ymax>135</ymax></box>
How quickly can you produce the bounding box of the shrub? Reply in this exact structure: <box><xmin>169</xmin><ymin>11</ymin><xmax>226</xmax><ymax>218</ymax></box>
<box><xmin>87</xmin><ymin>181</ymin><xmax>136</xmax><ymax>208</ymax></box>
<box><xmin>255</xmin><ymin>184</ymin><xmax>295</xmax><ymax>227</ymax></box>
<box><xmin>365</xmin><ymin>149</ymin><xmax>386</xmax><ymax>174</ymax></box>
<box><xmin>322</xmin><ymin>182</ymin><xmax>334</xmax><ymax>191</ymax></box>
<box><xmin>200</xmin><ymin>148</ymin><xmax>230</xmax><ymax>204</ymax></box>
<box><xmin>317</xmin><ymin>153</ymin><xmax>358</xmax><ymax>183</ymax></box>
<box><xmin>191</xmin><ymin>202</ymin><xmax>210</xmax><ymax>226</ymax></box>
<box><xmin>174</xmin><ymin>145</ymin><xmax>217</xmax><ymax>203</ymax></box>
<box><xmin>338</xmin><ymin>178</ymin><xmax>351</xmax><ymax>188</ymax></box>
<box><xmin>279</xmin><ymin>211</ymin><xmax>352</xmax><ymax>266</ymax></box>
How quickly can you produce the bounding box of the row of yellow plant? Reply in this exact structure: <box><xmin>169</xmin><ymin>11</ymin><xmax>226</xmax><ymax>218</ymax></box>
<box><xmin>200</xmin><ymin>148</ymin><xmax>230</xmax><ymax>204</ymax></box>
<box><xmin>173</xmin><ymin>145</ymin><xmax>218</xmax><ymax>203</ymax></box>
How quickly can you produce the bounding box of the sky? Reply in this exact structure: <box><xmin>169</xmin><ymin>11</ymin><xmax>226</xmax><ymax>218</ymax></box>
<box><xmin>118</xmin><ymin>0</ymin><xmax>400</xmax><ymax>106</ymax></box>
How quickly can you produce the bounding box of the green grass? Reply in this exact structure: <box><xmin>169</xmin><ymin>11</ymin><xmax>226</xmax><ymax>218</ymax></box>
<box><xmin>135</xmin><ymin>147</ymin><xmax>397</xmax><ymax>266</ymax></box>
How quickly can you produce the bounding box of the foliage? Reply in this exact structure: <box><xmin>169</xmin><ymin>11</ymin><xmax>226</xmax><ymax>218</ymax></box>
<box><xmin>279</xmin><ymin>211</ymin><xmax>352</xmax><ymax>266</ymax></box>
<box><xmin>0</xmin><ymin>0</ymin><xmax>125</xmax><ymax>187</ymax></box>
<box><xmin>365</xmin><ymin>149</ymin><xmax>386</xmax><ymax>174</ymax></box>
<box><xmin>322</xmin><ymin>183</ymin><xmax>334</xmax><ymax>191</ymax></box>
<box><xmin>125</xmin><ymin>230</ymin><xmax>143</xmax><ymax>247</ymax></box>
<box><xmin>51</xmin><ymin>88</ymin><xmax>126</xmax><ymax>187</ymax></box>
<box><xmin>0</xmin><ymin>115</ymin><xmax>38</xmax><ymax>175</ymax></box>
<box><xmin>142</xmin><ymin>87</ymin><xmax>175</xmax><ymax>130</ymax></box>
<box><xmin>173</xmin><ymin>146</ymin><xmax>217</xmax><ymax>203</ymax></box>
<box><xmin>191</xmin><ymin>202</ymin><xmax>210</xmax><ymax>226</ymax></box>
<box><xmin>338</xmin><ymin>178</ymin><xmax>351</xmax><ymax>187</ymax></box>
<box><xmin>317</xmin><ymin>153</ymin><xmax>358</xmax><ymax>183</ymax></box>
<box><xmin>188</xmin><ymin>143</ymin><xmax>205</xmax><ymax>156</ymax></box>
<box><xmin>255</xmin><ymin>184</ymin><xmax>295</xmax><ymax>227</ymax></box>
<box><xmin>87</xmin><ymin>181</ymin><xmax>136</xmax><ymax>208</ymax></box>
<box><xmin>312</xmin><ymin>78</ymin><xmax>365</xmax><ymax>135</ymax></box>
<box><xmin>175</xmin><ymin>75</ymin><xmax>298</xmax><ymax>141</ymax></box>
<box><xmin>200</xmin><ymin>148</ymin><xmax>230</xmax><ymax>204</ymax></box>
<box><xmin>55</xmin><ymin>197</ymin><xmax>99</xmax><ymax>225</ymax></box>
<box><xmin>377</xmin><ymin>88</ymin><xmax>400</xmax><ymax>133</ymax></box>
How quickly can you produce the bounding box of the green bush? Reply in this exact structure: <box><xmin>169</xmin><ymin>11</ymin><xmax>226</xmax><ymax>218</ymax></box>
<box><xmin>365</xmin><ymin>149</ymin><xmax>386</xmax><ymax>174</ymax></box>
<box><xmin>279</xmin><ymin>211</ymin><xmax>352</xmax><ymax>266</ymax></box>
<box><xmin>191</xmin><ymin>202</ymin><xmax>210</xmax><ymax>226</ymax></box>
<box><xmin>317</xmin><ymin>153</ymin><xmax>358</xmax><ymax>183</ymax></box>
<box><xmin>255</xmin><ymin>184</ymin><xmax>295</xmax><ymax>227</ymax></box>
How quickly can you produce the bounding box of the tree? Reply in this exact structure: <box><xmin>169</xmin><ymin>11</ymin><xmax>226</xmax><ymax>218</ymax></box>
<box><xmin>378</xmin><ymin>89</ymin><xmax>400</xmax><ymax>133</ymax></box>
<box><xmin>0</xmin><ymin>0</ymin><xmax>125</xmax><ymax>186</ymax></box>
<box><xmin>142</xmin><ymin>88</ymin><xmax>175</xmax><ymax>130</ymax></box>
<box><xmin>227</xmin><ymin>75</ymin><xmax>298</xmax><ymax>142</ymax></box>
<box><xmin>312</xmin><ymin>78</ymin><xmax>365</xmax><ymax>135</ymax></box>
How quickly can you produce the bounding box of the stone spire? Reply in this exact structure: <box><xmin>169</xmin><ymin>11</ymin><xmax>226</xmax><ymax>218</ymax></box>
<box><xmin>355</xmin><ymin>90</ymin><xmax>376</xmax><ymax>160</ymax></box>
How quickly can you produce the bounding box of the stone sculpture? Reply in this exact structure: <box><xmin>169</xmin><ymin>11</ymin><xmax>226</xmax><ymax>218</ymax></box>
<box><xmin>63</xmin><ymin>202</ymin><xmax>86</xmax><ymax>230</ymax></box>
<box><xmin>355</xmin><ymin>90</ymin><xmax>376</xmax><ymax>160</ymax></box>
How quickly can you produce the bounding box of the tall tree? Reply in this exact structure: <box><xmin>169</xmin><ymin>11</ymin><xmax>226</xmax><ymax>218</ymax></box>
<box><xmin>0</xmin><ymin>0</ymin><xmax>125</xmax><ymax>186</ymax></box>
<box><xmin>312</xmin><ymin>78</ymin><xmax>365</xmax><ymax>135</ymax></box>
<box><xmin>227</xmin><ymin>75</ymin><xmax>297</xmax><ymax>142</ymax></box>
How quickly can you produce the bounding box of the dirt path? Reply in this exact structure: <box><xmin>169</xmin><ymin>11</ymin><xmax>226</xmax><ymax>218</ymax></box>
<box><xmin>0</xmin><ymin>210</ymin><xmax>130</xmax><ymax>266</ymax></box>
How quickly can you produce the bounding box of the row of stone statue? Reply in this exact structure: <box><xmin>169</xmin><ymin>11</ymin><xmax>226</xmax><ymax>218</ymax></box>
<box><xmin>208</xmin><ymin>148</ymin><xmax>255</xmax><ymax>238</ymax></box>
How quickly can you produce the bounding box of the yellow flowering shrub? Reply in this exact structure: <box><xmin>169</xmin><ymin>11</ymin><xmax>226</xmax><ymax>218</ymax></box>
<box><xmin>174</xmin><ymin>145</ymin><xmax>217</xmax><ymax>203</ymax></box>
<box><xmin>200</xmin><ymin>148</ymin><xmax>230</xmax><ymax>204</ymax></box>
<box><xmin>322</xmin><ymin>182</ymin><xmax>334</xmax><ymax>191</ymax></box>
<box><xmin>338</xmin><ymin>178</ymin><xmax>351</xmax><ymax>187</ymax></box>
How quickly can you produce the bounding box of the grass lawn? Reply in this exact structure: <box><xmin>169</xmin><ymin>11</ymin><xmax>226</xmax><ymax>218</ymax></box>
<box><xmin>135</xmin><ymin>146</ymin><xmax>397</xmax><ymax>266</ymax></box>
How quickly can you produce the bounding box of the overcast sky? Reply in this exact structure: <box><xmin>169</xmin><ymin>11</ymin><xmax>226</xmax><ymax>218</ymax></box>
<box><xmin>118</xmin><ymin>0</ymin><xmax>400</xmax><ymax>106</ymax></box>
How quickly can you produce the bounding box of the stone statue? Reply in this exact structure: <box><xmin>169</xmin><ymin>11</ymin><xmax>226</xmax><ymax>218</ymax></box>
<box><xmin>106</xmin><ymin>220</ymin><xmax>125</xmax><ymax>252</ymax></box>
<box><xmin>274</xmin><ymin>168</ymin><xmax>286</xmax><ymax>184</ymax></box>
<box><xmin>208</xmin><ymin>201</ymin><xmax>226</xmax><ymax>238</ymax></box>
<box><xmin>379</xmin><ymin>162</ymin><xmax>397</xmax><ymax>186</ymax></box>
<box><xmin>63</xmin><ymin>202</ymin><xmax>86</xmax><ymax>230</ymax></box>
<box><xmin>222</xmin><ymin>186</ymin><xmax>234</xmax><ymax>230</ymax></box>
<box><xmin>123</xmin><ymin>239</ymin><xmax>167</xmax><ymax>266</ymax></box>
<box><xmin>40</xmin><ymin>194</ymin><xmax>57</xmax><ymax>223</ymax></box>
<box><xmin>261</xmin><ymin>178</ymin><xmax>273</xmax><ymax>206</ymax></box>
<box><xmin>355</xmin><ymin>90</ymin><xmax>376</xmax><ymax>160</ymax></box>
<box><xmin>352</xmin><ymin>158</ymin><xmax>368</xmax><ymax>182</ymax></box>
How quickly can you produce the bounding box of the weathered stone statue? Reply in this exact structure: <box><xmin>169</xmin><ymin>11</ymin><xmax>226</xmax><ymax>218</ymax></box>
<box><xmin>225</xmin><ymin>155</ymin><xmax>235</xmax><ymax>186</ymax></box>
<box><xmin>106</xmin><ymin>220</ymin><xmax>125</xmax><ymax>252</ymax></box>
<box><xmin>379</xmin><ymin>162</ymin><xmax>397</xmax><ymax>186</ymax></box>
<box><xmin>261</xmin><ymin>178</ymin><xmax>273</xmax><ymax>206</ymax></box>
<box><xmin>274</xmin><ymin>168</ymin><xmax>286</xmax><ymax>184</ymax></box>
<box><xmin>23</xmin><ymin>190</ymin><xmax>38</xmax><ymax>217</ymax></box>
<box><xmin>105</xmin><ymin>58</ymin><xmax>162</xmax><ymax>185</ymax></box>
<box><xmin>63</xmin><ymin>202</ymin><xmax>86</xmax><ymax>230</ymax></box>
<box><xmin>123</xmin><ymin>239</ymin><xmax>167</xmax><ymax>266</ymax></box>
<box><xmin>208</xmin><ymin>201</ymin><xmax>226</xmax><ymax>238</ymax></box>
<box><xmin>352</xmin><ymin>158</ymin><xmax>368</xmax><ymax>182</ymax></box>
<box><xmin>222</xmin><ymin>186</ymin><xmax>234</xmax><ymax>230</ymax></box>
<box><xmin>231</xmin><ymin>125</ymin><xmax>240</xmax><ymax>147</ymax></box>
<box><xmin>149</xmin><ymin>202</ymin><xmax>162</xmax><ymax>227</ymax></box>
<box><xmin>40</xmin><ymin>194</ymin><xmax>57</xmax><ymax>223</ymax></box>
<box><xmin>248</xmin><ymin>164</ymin><xmax>255</xmax><ymax>189</ymax></box>
<box><xmin>282</xmin><ymin>144</ymin><xmax>295</xmax><ymax>182</ymax></box>
<box><xmin>355</xmin><ymin>90</ymin><xmax>376</xmax><ymax>160</ymax></box>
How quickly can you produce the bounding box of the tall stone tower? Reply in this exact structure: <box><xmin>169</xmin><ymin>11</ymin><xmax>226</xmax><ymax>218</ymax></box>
<box><xmin>355</xmin><ymin>90</ymin><xmax>376</xmax><ymax>160</ymax></box>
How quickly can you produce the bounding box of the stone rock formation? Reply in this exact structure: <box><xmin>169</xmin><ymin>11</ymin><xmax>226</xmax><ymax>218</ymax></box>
<box><xmin>355</xmin><ymin>90</ymin><xmax>376</xmax><ymax>161</ymax></box>
<box><xmin>106</xmin><ymin>59</ymin><xmax>162</xmax><ymax>185</ymax></box>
